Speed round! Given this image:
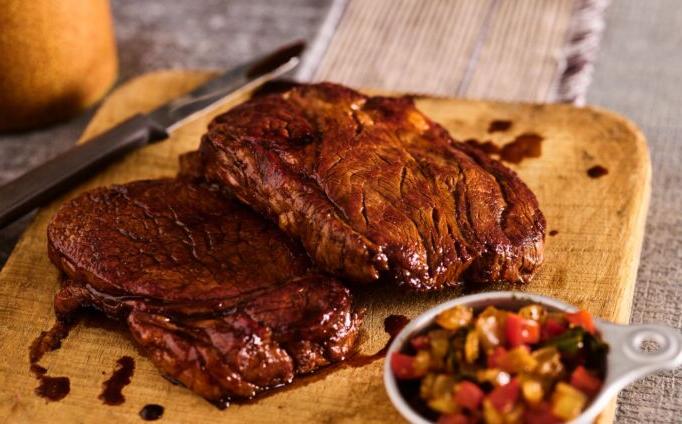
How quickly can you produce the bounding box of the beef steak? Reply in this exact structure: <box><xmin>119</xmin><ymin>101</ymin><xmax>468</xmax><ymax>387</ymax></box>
<box><xmin>47</xmin><ymin>179</ymin><xmax>361</xmax><ymax>402</ymax></box>
<box><xmin>199</xmin><ymin>83</ymin><xmax>545</xmax><ymax>290</ymax></box>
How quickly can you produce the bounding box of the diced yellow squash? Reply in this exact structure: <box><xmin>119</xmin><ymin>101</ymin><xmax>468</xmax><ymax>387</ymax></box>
<box><xmin>532</xmin><ymin>347</ymin><xmax>564</xmax><ymax>378</ymax></box>
<box><xmin>414</xmin><ymin>349</ymin><xmax>431</xmax><ymax>374</ymax></box>
<box><xmin>550</xmin><ymin>382</ymin><xmax>587</xmax><ymax>421</ymax></box>
<box><xmin>429</xmin><ymin>330</ymin><xmax>450</xmax><ymax>369</ymax></box>
<box><xmin>502</xmin><ymin>346</ymin><xmax>538</xmax><ymax>373</ymax></box>
<box><xmin>465</xmin><ymin>329</ymin><xmax>480</xmax><ymax>363</ymax></box>
<box><xmin>420</xmin><ymin>373</ymin><xmax>436</xmax><ymax>399</ymax></box>
<box><xmin>503</xmin><ymin>403</ymin><xmax>525</xmax><ymax>424</ymax></box>
<box><xmin>521</xmin><ymin>378</ymin><xmax>544</xmax><ymax>405</ymax></box>
<box><xmin>518</xmin><ymin>304</ymin><xmax>546</xmax><ymax>322</ymax></box>
<box><xmin>428</xmin><ymin>393</ymin><xmax>458</xmax><ymax>414</ymax></box>
<box><xmin>436</xmin><ymin>305</ymin><xmax>473</xmax><ymax>330</ymax></box>
<box><xmin>477</xmin><ymin>307</ymin><xmax>504</xmax><ymax>349</ymax></box>
<box><xmin>431</xmin><ymin>374</ymin><xmax>457</xmax><ymax>398</ymax></box>
<box><xmin>476</xmin><ymin>368</ymin><xmax>511</xmax><ymax>387</ymax></box>
<box><xmin>482</xmin><ymin>398</ymin><xmax>505</xmax><ymax>424</ymax></box>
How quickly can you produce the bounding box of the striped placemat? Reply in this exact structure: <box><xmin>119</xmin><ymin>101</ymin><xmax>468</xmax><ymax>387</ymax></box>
<box><xmin>300</xmin><ymin>0</ymin><xmax>609</xmax><ymax>104</ymax></box>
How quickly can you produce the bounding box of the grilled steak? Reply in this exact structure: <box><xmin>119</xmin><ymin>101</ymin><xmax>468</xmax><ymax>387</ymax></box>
<box><xmin>47</xmin><ymin>179</ymin><xmax>361</xmax><ymax>403</ymax></box>
<box><xmin>199</xmin><ymin>83</ymin><xmax>545</xmax><ymax>290</ymax></box>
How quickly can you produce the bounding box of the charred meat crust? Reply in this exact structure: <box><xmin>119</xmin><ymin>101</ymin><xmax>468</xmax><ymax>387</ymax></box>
<box><xmin>200</xmin><ymin>82</ymin><xmax>545</xmax><ymax>290</ymax></box>
<box><xmin>47</xmin><ymin>179</ymin><xmax>362</xmax><ymax>402</ymax></box>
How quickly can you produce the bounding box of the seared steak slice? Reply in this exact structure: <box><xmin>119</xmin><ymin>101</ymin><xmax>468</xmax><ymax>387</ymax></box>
<box><xmin>199</xmin><ymin>83</ymin><xmax>545</xmax><ymax>290</ymax></box>
<box><xmin>47</xmin><ymin>179</ymin><xmax>361</xmax><ymax>402</ymax></box>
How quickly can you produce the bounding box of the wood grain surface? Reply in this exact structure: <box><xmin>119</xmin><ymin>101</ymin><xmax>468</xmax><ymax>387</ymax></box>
<box><xmin>0</xmin><ymin>71</ymin><xmax>650</xmax><ymax>423</ymax></box>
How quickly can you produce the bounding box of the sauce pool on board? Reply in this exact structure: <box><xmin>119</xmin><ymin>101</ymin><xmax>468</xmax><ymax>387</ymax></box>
<box><xmin>587</xmin><ymin>165</ymin><xmax>608</xmax><ymax>178</ymax></box>
<box><xmin>464</xmin><ymin>132</ymin><xmax>543</xmax><ymax>165</ymax></box>
<box><xmin>500</xmin><ymin>133</ymin><xmax>543</xmax><ymax>164</ymax></box>
<box><xmin>35</xmin><ymin>375</ymin><xmax>70</xmax><ymax>402</ymax></box>
<box><xmin>29</xmin><ymin>320</ymin><xmax>75</xmax><ymax>402</ymax></box>
<box><xmin>99</xmin><ymin>356</ymin><xmax>135</xmax><ymax>405</ymax></box>
<box><xmin>139</xmin><ymin>404</ymin><xmax>165</xmax><ymax>421</ymax></box>
<box><xmin>488</xmin><ymin>120</ymin><xmax>513</xmax><ymax>133</ymax></box>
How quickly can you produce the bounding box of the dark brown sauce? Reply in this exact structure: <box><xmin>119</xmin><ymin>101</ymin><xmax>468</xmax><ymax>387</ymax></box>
<box><xmin>499</xmin><ymin>132</ymin><xmax>543</xmax><ymax>164</ymax></box>
<box><xmin>465</xmin><ymin>133</ymin><xmax>543</xmax><ymax>164</ymax></box>
<box><xmin>549</xmin><ymin>230</ymin><xmax>559</xmax><ymax>236</ymax></box>
<box><xmin>587</xmin><ymin>165</ymin><xmax>609</xmax><ymax>178</ymax></box>
<box><xmin>464</xmin><ymin>138</ymin><xmax>501</xmax><ymax>155</ymax></box>
<box><xmin>99</xmin><ymin>356</ymin><xmax>135</xmax><ymax>405</ymax></box>
<box><xmin>383</xmin><ymin>314</ymin><xmax>410</xmax><ymax>347</ymax></box>
<box><xmin>35</xmin><ymin>376</ymin><xmax>70</xmax><ymax>402</ymax></box>
<box><xmin>346</xmin><ymin>314</ymin><xmax>410</xmax><ymax>366</ymax></box>
<box><xmin>29</xmin><ymin>320</ymin><xmax>74</xmax><ymax>364</ymax></box>
<box><xmin>31</xmin><ymin>364</ymin><xmax>47</xmax><ymax>376</ymax></box>
<box><xmin>29</xmin><ymin>320</ymin><xmax>75</xmax><ymax>402</ymax></box>
<box><xmin>487</xmin><ymin>119</ymin><xmax>513</xmax><ymax>133</ymax></box>
<box><xmin>212</xmin><ymin>398</ymin><xmax>230</xmax><ymax>410</ymax></box>
<box><xmin>139</xmin><ymin>404</ymin><xmax>165</xmax><ymax>421</ymax></box>
<box><xmin>162</xmin><ymin>374</ymin><xmax>182</xmax><ymax>386</ymax></box>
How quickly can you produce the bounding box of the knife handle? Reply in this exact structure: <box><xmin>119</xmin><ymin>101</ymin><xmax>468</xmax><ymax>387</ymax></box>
<box><xmin>0</xmin><ymin>114</ymin><xmax>167</xmax><ymax>228</ymax></box>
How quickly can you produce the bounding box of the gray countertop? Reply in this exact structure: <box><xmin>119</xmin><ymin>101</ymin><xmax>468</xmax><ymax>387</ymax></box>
<box><xmin>588</xmin><ymin>1</ymin><xmax>682</xmax><ymax>422</ymax></box>
<box><xmin>0</xmin><ymin>0</ymin><xmax>679</xmax><ymax>422</ymax></box>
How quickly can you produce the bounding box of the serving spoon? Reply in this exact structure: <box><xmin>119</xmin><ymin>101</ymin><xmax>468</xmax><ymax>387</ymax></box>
<box><xmin>383</xmin><ymin>291</ymin><xmax>682</xmax><ymax>424</ymax></box>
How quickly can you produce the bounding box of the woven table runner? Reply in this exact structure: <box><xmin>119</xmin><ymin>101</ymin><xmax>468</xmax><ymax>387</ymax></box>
<box><xmin>302</xmin><ymin>0</ymin><xmax>609</xmax><ymax>104</ymax></box>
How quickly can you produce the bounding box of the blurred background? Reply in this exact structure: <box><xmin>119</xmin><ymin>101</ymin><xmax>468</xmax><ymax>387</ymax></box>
<box><xmin>0</xmin><ymin>1</ymin><xmax>680</xmax><ymax>422</ymax></box>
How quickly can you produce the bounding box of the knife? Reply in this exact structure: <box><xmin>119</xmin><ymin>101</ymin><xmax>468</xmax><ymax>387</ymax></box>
<box><xmin>0</xmin><ymin>41</ymin><xmax>305</xmax><ymax>229</ymax></box>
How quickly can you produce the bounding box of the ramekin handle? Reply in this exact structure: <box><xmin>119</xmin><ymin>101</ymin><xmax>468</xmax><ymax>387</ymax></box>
<box><xmin>599</xmin><ymin>321</ymin><xmax>682</xmax><ymax>389</ymax></box>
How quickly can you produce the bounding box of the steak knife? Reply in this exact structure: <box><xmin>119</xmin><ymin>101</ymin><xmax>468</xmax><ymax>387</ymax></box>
<box><xmin>0</xmin><ymin>41</ymin><xmax>305</xmax><ymax>229</ymax></box>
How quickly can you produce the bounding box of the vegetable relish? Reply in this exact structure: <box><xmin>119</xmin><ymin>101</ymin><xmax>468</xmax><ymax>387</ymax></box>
<box><xmin>391</xmin><ymin>304</ymin><xmax>608</xmax><ymax>423</ymax></box>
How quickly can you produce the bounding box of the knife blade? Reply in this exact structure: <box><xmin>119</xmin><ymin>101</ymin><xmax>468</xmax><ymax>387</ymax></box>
<box><xmin>0</xmin><ymin>41</ymin><xmax>305</xmax><ymax>229</ymax></box>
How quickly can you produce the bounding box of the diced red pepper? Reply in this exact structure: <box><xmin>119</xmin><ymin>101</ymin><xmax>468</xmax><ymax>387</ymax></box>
<box><xmin>487</xmin><ymin>346</ymin><xmax>508</xmax><ymax>368</ymax></box>
<box><xmin>523</xmin><ymin>402</ymin><xmax>562</xmax><ymax>424</ymax></box>
<box><xmin>566</xmin><ymin>310</ymin><xmax>596</xmax><ymax>334</ymax></box>
<box><xmin>390</xmin><ymin>352</ymin><xmax>425</xmax><ymax>379</ymax></box>
<box><xmin>524</xmin><ymin>320</ymin><xmax>540</xmax><ymax>344</ymax></box>
<box><xmin>506</xmin><ymin>314</ymin><xmax>524</xmax><ymax>347</ymax></box>
<box><xmin>410</xmin><ymin>334</ymin><xmax>431</xmax><ymax>350</ymax></box>
<box><xmin>542</xmin><ymin>316</ymin><xmax>568</xmax><ymax>341</ymax></box>
<box><xmin>570</xmin><ymin>365</ymin><xmax>603</xmax><ymax>397</ymax></box>
<box><xmin>506</xmin><ymin>313</ymin><xmax>540</xmax><ymax>347</ymax></box>
<box><xmin>488</xmin><ymin>378</ymin><xmax>520</xmax><ymax>413</ymax></box>
<box><xmin>454</xmin><ymin>380</ymin><xmax>485</xmax><ymax>411</ymax></box>
<box><xmin>437</xmin><ymin>414</ymin><xmax>471</xmax><ymax>424</ymax></box>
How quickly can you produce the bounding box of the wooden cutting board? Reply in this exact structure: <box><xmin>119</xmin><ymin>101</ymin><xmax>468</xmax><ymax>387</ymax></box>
<box><xmin>0</xmin><ymin>71</ymin><xmax>650</xmax><ymax>423</ymax></box>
